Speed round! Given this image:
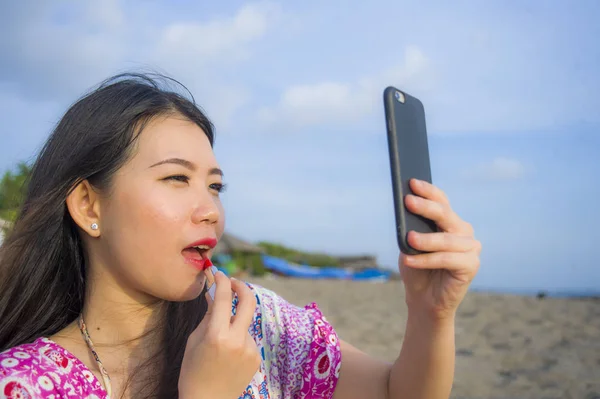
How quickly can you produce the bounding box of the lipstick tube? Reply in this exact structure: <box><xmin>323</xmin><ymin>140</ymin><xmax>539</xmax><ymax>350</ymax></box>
<box><xmin>205</xmin><ymin>265</ymin><xmax>219</xmax><ymax>301</ymax></box>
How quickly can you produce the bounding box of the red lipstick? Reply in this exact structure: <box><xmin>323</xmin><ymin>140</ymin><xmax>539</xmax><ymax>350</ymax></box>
<box><xmin>205</xmin><ymin>264</ymin><xmax>218</xmax><ymax>300</ymax></box>
<box><xmin>182</xmin><ymin>238</ymin><xmax>217</xmax><ymax>271</ymax></box>
<box><xmin>183</xmin><ymin>254</ymin><xmax>212</xmax><ymax>271</ymax></box>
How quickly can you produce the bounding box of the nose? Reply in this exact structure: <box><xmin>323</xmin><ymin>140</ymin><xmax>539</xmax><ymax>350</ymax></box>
<box><xmin>190</xmin><ymin>193</ymin><xmax>221</xmax><ymax>225</ymax></box>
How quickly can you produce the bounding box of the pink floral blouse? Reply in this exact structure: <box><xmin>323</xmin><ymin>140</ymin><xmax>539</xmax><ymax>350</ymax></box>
<box><xmin>0</xmin><ymin>283</ymin><xmax>342</xmax><ymax>398</ymax></box>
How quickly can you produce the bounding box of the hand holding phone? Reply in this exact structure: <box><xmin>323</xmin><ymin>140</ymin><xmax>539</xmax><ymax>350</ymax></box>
<box><xmin>383</xmin><ymin>86</ymin><xmax>438</xmax><ymax>255</ymax></box>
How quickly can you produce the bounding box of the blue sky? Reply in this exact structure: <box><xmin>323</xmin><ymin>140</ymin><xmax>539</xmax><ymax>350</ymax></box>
<box><xmin>1</xmin><ymin>1</ymin><xmax>598</xmax><ymax>295</ymax></box>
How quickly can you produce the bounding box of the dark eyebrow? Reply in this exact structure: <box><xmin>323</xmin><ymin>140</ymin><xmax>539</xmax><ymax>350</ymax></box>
<box><xmin>149</xmin><ymin>158</ymin><xmax>224</xmax><ymax>177</ymax></box>
<box><xmin>208</xmin><ymin>167</ymin><xmax>224</xmax><ymax>177</ymax></box>
<box><xmin>149</xmin><ymin>158</ymin><xmax>196</xmax><ymax>171</ymax></box>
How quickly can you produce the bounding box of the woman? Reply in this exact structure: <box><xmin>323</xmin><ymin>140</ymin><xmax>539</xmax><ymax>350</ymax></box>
<box><xmin>0</xmin><ymin>73</ymin><xmax>481</xmax><ymax>399</ymax></box>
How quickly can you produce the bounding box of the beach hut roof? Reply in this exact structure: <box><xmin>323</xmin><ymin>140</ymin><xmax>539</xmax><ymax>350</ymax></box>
<box><xmin>214</xmin><ymin>232</ymin><xmax>263</xmax><ymax>254</ymax></box>
<box><xmin>336</xmin><ymin>254</ymin><xmax>379</xmax><ymax>269</ymax></box>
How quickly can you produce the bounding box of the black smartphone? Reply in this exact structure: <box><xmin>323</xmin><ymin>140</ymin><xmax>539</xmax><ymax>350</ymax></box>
<box><xmin>383</xmin><ymin>86</ymin><xmax>438</xmax><ymax>255</ymax></box>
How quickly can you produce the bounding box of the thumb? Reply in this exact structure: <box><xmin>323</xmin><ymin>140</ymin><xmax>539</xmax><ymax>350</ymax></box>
<box><xmin>189</xmin><ymin>292</ymin><xmax>213</xmax><ymax>341</ymax></box>
<box><xmin>203</xmin><ymin>291</ymin><xmax>214</xmax><ymax>318</ymax></box>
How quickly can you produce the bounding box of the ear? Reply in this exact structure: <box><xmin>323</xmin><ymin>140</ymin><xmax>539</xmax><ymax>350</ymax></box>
<box><xmin>66</xmin><ymin>180</ymin><xmax>102</xmax><ymax>237</ymax></box>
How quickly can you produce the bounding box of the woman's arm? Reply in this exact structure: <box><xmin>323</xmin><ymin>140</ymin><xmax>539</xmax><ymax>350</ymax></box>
<box><xmin>332</xmin><ymin>340</ymin><xmax>391</xmax><ymax>399</ymax></box>
<box><xmin>333</xmin><ymin>179</ymin><xmax>480</xmax><ymax>399</ymax></box>
<box><xmin>388</xmin><ymin>313</ymin><xmax>455</xmax><ymax>398</ymax></box>
<box><xmin>333</xmin><ymin>313</ymin><xmax>455</xmax><ymax>399</ymax></box>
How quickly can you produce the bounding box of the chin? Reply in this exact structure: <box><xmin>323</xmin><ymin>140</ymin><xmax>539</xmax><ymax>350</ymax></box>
<box><xmin>153</xmin><ymin>277</ymin><xmax>207</xmax><ymax>302</ymax></box>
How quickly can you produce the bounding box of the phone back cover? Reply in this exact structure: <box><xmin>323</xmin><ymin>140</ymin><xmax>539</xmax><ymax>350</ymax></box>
<box><xmin>384</xmin><ymin>86</ymin><xmax>438</xmax><ymax>253</ymax></box>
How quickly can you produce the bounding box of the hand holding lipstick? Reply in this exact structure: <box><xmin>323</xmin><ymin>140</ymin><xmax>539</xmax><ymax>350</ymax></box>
<box><xmin>178</xmin><ymin>268</ymin><xmax>261</xmax><ymax>399</ymax></box>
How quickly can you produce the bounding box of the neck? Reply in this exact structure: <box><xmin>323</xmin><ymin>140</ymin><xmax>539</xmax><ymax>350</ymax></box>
<box><xmin>81</xmin><ymin>266</ymin><xmax>164</xmax><ymax>351</ymax></box>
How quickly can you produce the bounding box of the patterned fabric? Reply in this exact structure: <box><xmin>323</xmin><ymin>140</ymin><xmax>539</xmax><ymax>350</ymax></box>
<box><xmin>0</xmin><ymin>283</ymin><xmax>342</xmax><ymax>398</ymax></box>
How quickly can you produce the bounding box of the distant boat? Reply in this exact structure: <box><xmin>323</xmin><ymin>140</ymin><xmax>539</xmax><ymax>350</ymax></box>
<box><xmin>261</xmin><ymin>255</ymin><xmax>391</xmax><ymax>281</ymax></box>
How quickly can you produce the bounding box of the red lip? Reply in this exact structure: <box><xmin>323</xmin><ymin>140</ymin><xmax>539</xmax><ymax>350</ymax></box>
<box><xmin>186</xmin><ymin>238</ymin><xmax>218</xmax><ymax>249</ymax></box>
<box><xmin>185</xmin><ymin>257</ymin><xmax>213</xmax><ymax>271</ymax></box>
<box><xmin>183</xmin><ymin>238</ymin><xmax>217</xmax><ymax>271</ymax></box>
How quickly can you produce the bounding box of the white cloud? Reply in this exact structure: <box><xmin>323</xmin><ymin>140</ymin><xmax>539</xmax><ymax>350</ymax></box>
<box><xmin>257</xmin><ymin>45</ymin><xmax>433</xmax><ymax>130</ymax></box>
<box><xmin>0</xmin><ymin>1</ymin><xmax>130</xmax><ymax>101</ymax></box>
<box><xmin>146</xmin><ymin>3</ymin><xmax>283</xmax><ymax>129</ymax></box>
<box><xmin>83</xmin><ymin>0</ymin><xmax>125</xmax><ymax>30</ymax></box>
<box><xmin>2</xmin><ymin>0</ymin><xmax>598</xmax><ymax>140</ymax></box>
<box><xmin>464</xmin><ymin>157</ymin><xmax>528</xmax><ymax>182</ymax></box>
<box><xmin>155</xmin><ymin>2</ymin><xmax>282</xmax><ymax>69</ymax></box>
<box><xmin>197</xmin><ymin>84</ymin><xmax>252</xmax><ymax>131</ymax></box>
<box><xmin>251</xmin><ymin>2</ymin><xmax>598</xmax><ymax>135</ymax></box>
<box><xmin>0</xmin><ymin>2</ymin><xmax>284</xmax><ymax>132</ymax></box>
<box><xmin>257</xmin><ymin>81</ymin><xmax>362</xmax><ymax>127</ymax></box>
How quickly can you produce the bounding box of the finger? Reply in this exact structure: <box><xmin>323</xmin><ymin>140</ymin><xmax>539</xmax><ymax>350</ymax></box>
<box><xmin>204</xmin><ymin>291</ymin><xmax>214</xmax><ymax>312</ymax></box>
<box><xmin>229</xmin><ymin>278</ymin><xmax>257</xmax><ymax>334</ymax></box>
<box><xmin>245</xmin><ymin>330</ymin><xmax>258</xmax><ymax>350</ymax></box>
<box><xmin>209</xmin><ymin>269</ymin><xmax>234</xmax><ymax>327</ymax></box>
<box><xmin>409</xmin><ymin>179</ymin><xmax>449</xmax><ymax>206</ymax></box>
<box><xmin>407</xmin><ymin>231</ymin><xmax>478</xmax><ymax>253</ymax></box>
<box><xmin>245</xmin><ymin>331</ymin><xmax>260</xmax><ymax>360</ymax></box>
<box><xmin>404</xmin><ymin>194</ymin><xmax>465</xmax><ymax>233</ymax></box>
<box><xmin>403</xmin><ymin>251</ymin><xmax>480</xmax><ymax>273</ymax></box>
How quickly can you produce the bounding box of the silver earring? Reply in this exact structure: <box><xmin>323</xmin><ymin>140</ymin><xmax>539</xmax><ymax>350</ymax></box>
<box><xmin>91</xmin><ymin>223</ymin><xmax>99</xmax><ymax>230</ymax></box>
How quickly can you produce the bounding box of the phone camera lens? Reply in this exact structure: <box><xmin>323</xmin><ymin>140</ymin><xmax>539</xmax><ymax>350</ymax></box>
<box><xmin>395</xmin><ymin>91</ymin><xmax>405</xmax><ymax>103</ymax></box>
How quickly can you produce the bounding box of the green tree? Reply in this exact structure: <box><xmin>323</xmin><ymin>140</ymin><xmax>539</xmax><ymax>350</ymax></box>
<box><xmin>0</xmin><ymin>161</ymin><xmax>32</xmax><ymax>223</ymax></box>
<box><xmin>257</xmin><ymin>241</ymin><xmax>340</xmax><ymax>267</ymax></box>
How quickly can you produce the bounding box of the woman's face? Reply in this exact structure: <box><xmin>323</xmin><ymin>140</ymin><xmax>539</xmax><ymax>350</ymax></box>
<box><xmin>93</xmin><ymin>115</ymin><xmax>225</xmax><ymax>302</ymax></box>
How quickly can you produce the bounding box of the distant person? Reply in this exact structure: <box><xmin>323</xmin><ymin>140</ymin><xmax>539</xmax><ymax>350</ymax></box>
<box><xmin>0</xmin><ymin>73</ymin><xmax>481</xmax><ymax>398</ymax></box>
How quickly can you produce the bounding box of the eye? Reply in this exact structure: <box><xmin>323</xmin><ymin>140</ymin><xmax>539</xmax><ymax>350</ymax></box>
<box><xmin>163</xmin><ymin>175</ymin><xmax>190</xmax><ymax>184</ymax></box>
<box><xmin>210</xmin><ymin>182</ymin><xmax>227</xmax><ymax>193</ymax></box>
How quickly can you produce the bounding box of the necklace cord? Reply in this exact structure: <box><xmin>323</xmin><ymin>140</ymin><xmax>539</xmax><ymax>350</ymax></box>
<box><xmin>78</xmin><ymin>313</ymin><xmax>113</xmax><ymax>398</ymax></box>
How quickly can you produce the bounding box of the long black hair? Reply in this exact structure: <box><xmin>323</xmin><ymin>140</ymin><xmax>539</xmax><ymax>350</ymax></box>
<box><xmin>0</xmin><ymin>72</ymin><xmax>214</xmax><ymax>398</ymax></box>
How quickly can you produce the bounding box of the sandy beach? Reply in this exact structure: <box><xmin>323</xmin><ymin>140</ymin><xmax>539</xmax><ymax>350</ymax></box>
<box><xmin>247</xmin><ymin>276</ymin><xmax>600</xmax><ymax>399</ymax></box>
